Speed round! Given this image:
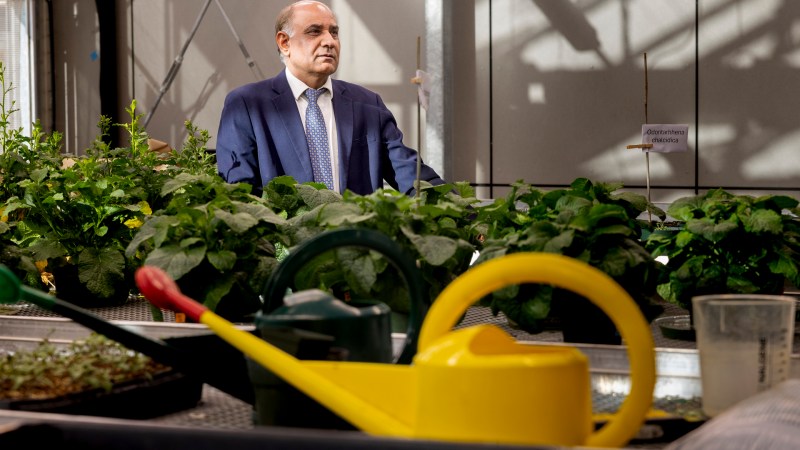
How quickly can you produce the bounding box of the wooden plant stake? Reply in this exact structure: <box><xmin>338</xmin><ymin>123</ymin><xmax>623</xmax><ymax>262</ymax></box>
<box><xmin>411</xmin><ymin>36</ymin><xmax>423</xmax><ymax>199</ymax></box>
<box><xmin>626</xmin><ymin>53</ymin><xmax>653</xmax><ymax>222</ymax></box>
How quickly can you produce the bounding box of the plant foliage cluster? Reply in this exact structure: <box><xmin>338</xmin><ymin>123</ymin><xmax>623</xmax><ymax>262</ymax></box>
<box><xmin>646</xmin><ymin>188</ymin><xmax>800</xmax><ymax>310</ymax></box>
<box><xmin>125</xmin><ymin>172</ymin><xmax>287</xmax><ymax>319</ymax></box>
<box><xmin>471</xmin><ymin>178</ymin><xmax>666</xmax><ymax>332</ymax></box>
<box><xmin>270</xmin><ymin>179</ymin><xmax>480</xmax><ymax>312</ymax></box>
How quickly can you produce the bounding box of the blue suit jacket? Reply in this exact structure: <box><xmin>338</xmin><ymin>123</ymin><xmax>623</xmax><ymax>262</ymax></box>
<box><xmin>216</xmin><ymin>70</ymin><xmax>444</xmax><ymax>195</ymax></box>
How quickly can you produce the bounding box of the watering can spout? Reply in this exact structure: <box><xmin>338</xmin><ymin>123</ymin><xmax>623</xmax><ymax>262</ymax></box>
<box><xmin>302</xmin><ymin>361</ymin><xmax>418</xmax><ymax>430</ymax></box>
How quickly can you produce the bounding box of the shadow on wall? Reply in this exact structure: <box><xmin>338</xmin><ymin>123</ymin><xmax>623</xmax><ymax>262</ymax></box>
<box><xmin>482</xmin><ymin>0</ymin><xmax>800</xmax><ymax>192</ymax></box>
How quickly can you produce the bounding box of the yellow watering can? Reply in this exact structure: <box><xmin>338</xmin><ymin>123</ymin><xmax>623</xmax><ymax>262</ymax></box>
<box><xmin>136</xmin><ymin>252</ymin><xmax>656</xmax><ymax>448</ymax></box>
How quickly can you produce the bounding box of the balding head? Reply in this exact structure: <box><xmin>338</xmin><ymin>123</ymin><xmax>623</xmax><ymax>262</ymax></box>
<box><xmin>275</xmin><ymin>1</ymin><xmax>335</xmax><ymax>50</ymax></box>
<box><xmin>274</xmin><ymin>1</ymin><xmax>340</xmax><ymax>88</ymax></box>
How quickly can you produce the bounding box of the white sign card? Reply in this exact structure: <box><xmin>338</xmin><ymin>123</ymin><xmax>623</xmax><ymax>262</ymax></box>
<box><xmin>641</xmin><ymin>124</ymin><xmax>689</xmax><ymax>153</ymax></box>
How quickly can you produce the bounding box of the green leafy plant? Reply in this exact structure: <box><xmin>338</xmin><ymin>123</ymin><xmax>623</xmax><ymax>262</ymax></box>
<box><xmin>0</xmin><ymin>83</ymin><xmax>230</xmax><ymax>307</ymax></box>
<box><xmin>126</xmin><ymin>173</ymin><xmax>288</xmax><ymax>320</ymax></box>
<box><xmin>277</xmin><ymin>180</ymin><xmax>481</xmax><ymax>313</ymax></box>
<box><xmin>0</xmin><ymin>66</ymin><xmax>64</xmax><ymax>204</ymax></box>
<box><xmin>162</xmin><ymin>121</ymin><xmax>217</xmax><ymax>177</ymax></box>
<box><xmin>2</xmin><ymin>102</ymin><xmax>161</xmax><ymax>305</ymax></box>
<box><xmin>646</xmin><ymin>188</ymin><xmax>800</xmax><ymax>311</ymax></box>
<box><xmin>472</xmin><ymin>178</ymin><xmax>666</xmax><ymax>336</ymax></box>
<box><xmin>0</xmin><ymin>63</ymin><xmax>46</xmax><ymax>285</ymax></box>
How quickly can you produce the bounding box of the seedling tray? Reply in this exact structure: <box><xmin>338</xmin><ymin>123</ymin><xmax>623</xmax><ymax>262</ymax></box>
<box><xmin>0</xmin><ymin>316</ymin><xmax>218</xmax><ymax>419</ymax></box>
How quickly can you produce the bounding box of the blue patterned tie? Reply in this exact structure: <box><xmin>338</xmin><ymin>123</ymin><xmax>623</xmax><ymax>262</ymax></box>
<box><xmin>305</xmin><ymin>87</ymin><xmax>334</xmax><ymax>190</ymax></box>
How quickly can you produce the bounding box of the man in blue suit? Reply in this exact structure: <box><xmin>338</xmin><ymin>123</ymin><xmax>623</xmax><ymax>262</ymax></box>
<box><xmin>216</xmin><ymin>0</ymin><xmax>444</xmax><ymax>196</ymax></box>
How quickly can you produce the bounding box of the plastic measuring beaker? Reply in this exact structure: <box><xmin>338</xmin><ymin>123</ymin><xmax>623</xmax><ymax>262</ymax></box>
<box><xmin>693</xmin><ymin>294</ymin><xmax>796</xmax><ymax>417</ymax></box>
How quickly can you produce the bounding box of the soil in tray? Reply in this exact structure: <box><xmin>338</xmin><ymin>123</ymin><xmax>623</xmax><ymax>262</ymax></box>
<box><xmin>0</xmin><ymin>334</ymin><xmax>203</xmax><ymax>419</ymax></box>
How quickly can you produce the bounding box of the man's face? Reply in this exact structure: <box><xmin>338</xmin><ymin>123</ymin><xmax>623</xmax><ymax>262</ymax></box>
<box><xmin>278</xmin><ymin>2</ymin><xmax>340</xmax><ymax>87</ymax></box>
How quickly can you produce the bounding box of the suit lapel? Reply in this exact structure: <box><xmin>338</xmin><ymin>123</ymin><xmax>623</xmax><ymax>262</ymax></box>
<box><xmin>271</xmin><ymin>70</ymin><xmax>314</xmax><ymax>181</ymax></box>
<box><xmin>332</xmin><ymin>79</ymin><xmax>353</xmax><ymax>191</ymax></box>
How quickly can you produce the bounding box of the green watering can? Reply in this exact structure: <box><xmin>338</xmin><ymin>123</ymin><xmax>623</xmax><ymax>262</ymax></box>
<box><xmin>252</xmin><ymin>228</ymin><xmax>429</xmax><ymax>428</ymax></box>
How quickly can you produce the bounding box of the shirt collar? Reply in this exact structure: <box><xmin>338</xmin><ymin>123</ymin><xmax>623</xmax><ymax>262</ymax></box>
<box><xmin>285</xmin><ymin>69</ymin><xmax>334</xmax><ymax>101</ymax></box>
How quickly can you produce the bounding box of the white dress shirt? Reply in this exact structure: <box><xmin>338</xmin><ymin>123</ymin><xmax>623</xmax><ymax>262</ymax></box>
<box><xmin>285</xmin><ymin>70</ymin><xmax>340</xmax><ymax>192</ymax></box>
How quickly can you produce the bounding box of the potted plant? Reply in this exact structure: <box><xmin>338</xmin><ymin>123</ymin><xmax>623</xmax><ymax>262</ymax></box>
<box><xmin>0</xmin><ymin>65</ymin><xmax>47</xmax><ymax>288</ymax></box>
<box><xmin>2</xmin><ymin>102</ymin><xmax>164</xmax><ymax>306</ymax></box>
<box><xmin>125</xmin><ymin>171</ymin><xmax>289</xmax><ymax>322</ymax></box>
<box><xmin>645</xmin><ymin>188</ymin><xmax>800</xmax><ymax>313</ymax></box>
<box><xmin>275</xmin><ymin>180</ymin><xmax>481</xmax><ymax>319</ymax></box>
<box><xmin>472</xmin><ymin>178</ymin><xmax>666</xmax><ymax>344</ymax></box>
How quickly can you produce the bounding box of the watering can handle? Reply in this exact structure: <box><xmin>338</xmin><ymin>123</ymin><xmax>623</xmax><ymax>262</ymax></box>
<box><xmin>261</xmin><ymin>228</ymin><xmax>429</xmax><ymax>364</ymax></box>
<box><xmin>418</xmin><ymin>253</ymin><xmax>656</xmax><ymax>448</ymax></box>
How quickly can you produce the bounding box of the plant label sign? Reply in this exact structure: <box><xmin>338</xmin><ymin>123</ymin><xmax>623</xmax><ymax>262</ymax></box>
<box><xmin>640</xmin><ymin>124</ymin><xmax>689</xmax><ymax>153</ymax></box>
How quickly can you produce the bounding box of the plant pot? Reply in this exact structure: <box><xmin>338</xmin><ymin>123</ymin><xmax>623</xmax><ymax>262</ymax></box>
<box><xmin>50</xmin><ymin>261</ymin><xmax>131</xmax><ymax>308</ymax></box>
<box><xmin>246</xmin><ymin>326</ymin><xmax>355</xmax><ymax>430</ymax></box>
<box><xmin>655</xmin><ymin>315</ymin><xmax>695</xmax><ymax>341</ymax></box>
<box><xmin>661</xmin><ymin>279</ymin><xmax>789</xmax><ymax>342</ymax></box>
<box><xmin>175</xmin><ymin>269</ymin><xmax>263</xmax><ymax>323</ymax></box>
<box><xmin>551</xmin><ymin>290</ymin><xmax>621</xmax><ymax>345</ymax></box>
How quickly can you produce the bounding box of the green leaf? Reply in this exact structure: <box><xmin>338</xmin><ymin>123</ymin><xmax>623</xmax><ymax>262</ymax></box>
<box><xmin>591</xmin><ymin>224</ymin><xmax>634</xmax><ymax>237</ymax></box>
<box><xmin>725</xmin><ymin>274</ymin><xmax>761</xmax><ymax>294</ymax></box>
<box><xmin>207</xmin><ymin>249</ymin><xmax>237</xmax><ymax>272</ymax></box>
<box><xmin>570</xmin><ymin>177</ymin><xmax>592</xmax><ymax>192</ymax></box>
<box><xmin>585</xmin><ymin>204</ymin><xmax>629</xmax><ymax>226</ymax></box>
<box><xmin>338</xmin><ymin>248</ymin><xmax>378</xmax><ymax>295</ymax></box>
<box><xmin>554</xmin><ymin>195</ymin><xmax>592</xmax><ymax>215</ymax></box>
<box><xmin>675</xmin><ymin>230</ymin><xmax>695</xmax><ymax>248</ymax></box>
<box><xmin>180</xmin><ymin>237</ymin><xmax>203</xmax><ymax>249</ymax></box>
<box><xmin>201</xmin><ymin>276</ymin><xmax>236</xmax><ymax>311</ymax></box>
<box><xmin>597</xmin><ymin>246</ymin><xmax>633</xmax><ymax>278</ymax></box>
<box><xmin>297</xmin><ymin>184</ymin><xmax>343</xmax><ymax>208</ymax></box>
<box><xmin>742</xmin><ymin>208</ymin><xmax>782</xmax><ymax>234</ymax></box>
<box><xmin>657</xmin><ymin>283</ymin><xmax>676</xmax><ymax>302</ymax></box>
<box><xmin>769</xmin><ymin>253</ymin><xmax>798</xmax><ymax>281</ymax></box>
<box><xmin>161</xmin><ymin>172</ymin><xmax>207</xmax><ymax>196</ymax></box>
<box><xmin>437</xmin><ymin>216</ymin><xmax>457</xmax><ymax>230</ymax></box>
<box><xmin>687</xmin><ymin>218</ymin><xmax>737</xmax><ymax>243</ymax></box>
<box><xmin>125</xmin><ymin>216</ymin><xmax>180</xmax><ymax>256</ymax></box>
<box><xmin>667</xmin><ymin>196</ymin><xmax>703</xmax><ymax>222</ymax></box>
<box><xmin>543</xmin><ymin>230</ymin><xmax>574</xmax><ymax>254</ymax></box>
<box><xmin>613</xmin><ymin>191</ymin><xmax>656</xmax><ymax>214</ymax></box>
<box><xmin>521</xmin><ymin>295</ymin><xmax>551</xmax><ymax>320</ymax></box>
<box><xmin>759</xmin><ymin>195</ymin><xmax>799</xmax><ymax>210</ymax></box>
<box><xmin>234</xmin><ymin>201</ymin><xmax>285</xmax><ymax>225</ymax></box>
<box><xmin>28</xmin><ymin>237</ymin><xmax>68</xmax><ymax>261</ymax></box>
<box><xmin>319</xmin><ymin>202</ymin><xmax>372</xmax><ymax>227</ymax></box>
<box><xmin>214</xmin><ymin>209</ymin><xmax>258</xmax><ymax>234</ymax></box>
<box><xmin>400</xmin><ymin>226</ymin><xmax>457</xmax><ymax>266</ymax></box>
<box><xmin>30</xmin><ymin>168</ymin><xmax>48</xmax><ymax>183</ymax></box>
<box><xmin>77</xmin><ymin>247</ymin><xmax>126</xmax><ymax>299</ymax></box>
<box><xmin>144</xmin><ymin>244</ymin><xmax>207</xmax><ymax>280</ymax></box>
